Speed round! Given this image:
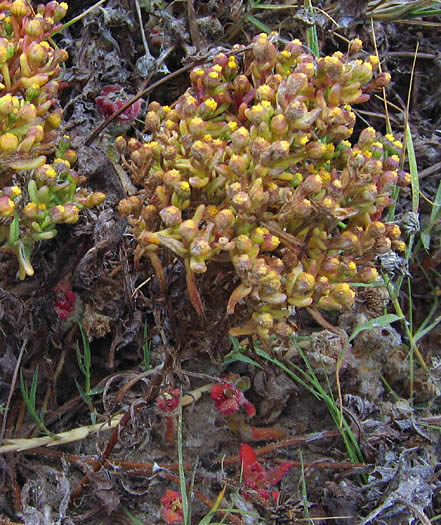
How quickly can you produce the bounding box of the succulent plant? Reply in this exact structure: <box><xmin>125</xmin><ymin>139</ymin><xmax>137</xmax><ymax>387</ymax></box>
<box><xmin>0</xmin><ymin>2</ymin><xmax>105</xmax><ymax>279</ymax></box>
<box><xmin>117</xmin><ymin>33</ymin><xmax>409</xmax><ymax>340</ymax></box>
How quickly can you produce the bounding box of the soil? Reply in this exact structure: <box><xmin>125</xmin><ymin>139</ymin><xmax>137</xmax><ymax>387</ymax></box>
<box><xmin>1</xmin><ymin>1</ymin><xmax>441</xmax><ymax>524</ymax></box>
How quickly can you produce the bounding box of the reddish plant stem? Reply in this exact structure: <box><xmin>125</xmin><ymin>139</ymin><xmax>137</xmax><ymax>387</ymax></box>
<box><xmin>29</xmin><ymin>447</ymin><xmax>367</xmax><ymax>474</ymax></box>
<box><xmin>220</xmin><ymin>429</ymin><xmax>341</xmax><ymax>465</ymax></box>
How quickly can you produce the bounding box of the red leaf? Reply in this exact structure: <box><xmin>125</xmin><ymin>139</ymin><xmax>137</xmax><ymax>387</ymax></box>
<box><xmin>240</xmin><ymin>443</ymin><xmax>266</xmax><ymax>489</ymax></box>
<box><xmin>265</xmin><ymin>462</ymin><xmax>293</xmax><ymax>486</ymax></box>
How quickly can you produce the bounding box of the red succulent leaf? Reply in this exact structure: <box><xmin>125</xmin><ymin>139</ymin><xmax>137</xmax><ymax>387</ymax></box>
<box><xmin>95</xmin><ymin>85</ymin><xmax>144</xmax><ymax>122</ymax></box>
<box><xmin>160</xmin><ymin>490</ymin><xmax>183</xmax><ymax>524</ymax></box>
<box><xmin>156</xmin><ymin>388</ymin><xmax>180</xmax><ymax>413</ymax></box>
<box><xmin>216</xmin><ymin>397</ymin><xmax>240</xmax><ymax>415</ymax></box>
<box><xmin>265</xmin><ymin>462</ymin><xmax>293</xmax><ymax>486</ymax></box>
<box><xmin>240</xmin><ymin>443</ymin><xmax>266</xmax><ymax>489</ymax></box>
<box><xmin>240</xmin><ymin>444</ymin><xmax>292</xmax><ymax>492</ymax></box>
<box><xmin>53</xmin><ymin>280</ymin><xmax>76</xmax><ymax>320</ymax></box>
<box><xmin>241</xmin><ymin>398</ymin><xmax>256</xmax><ymax>417</ymax></box>
<box><xmin>211</xmin><ymin>381</ymin><xmax>256</xmax><ymax>417</ymax></box>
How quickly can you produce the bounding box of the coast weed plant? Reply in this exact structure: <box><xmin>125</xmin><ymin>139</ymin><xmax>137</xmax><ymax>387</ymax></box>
<box><xmin>117</xmin><ymin>33</ymin><xmax>410</xmax><ymax>341</ymax></box>
<box><xmin>0</xmin><ymin>1</ymin><xmax>105</xmax><ymax>279</ymax></box>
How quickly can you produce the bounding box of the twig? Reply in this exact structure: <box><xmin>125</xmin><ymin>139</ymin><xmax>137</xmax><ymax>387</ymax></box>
<box><xmin>220</xmin><ymin>430</ymin><xmax>341</xmax><ymax>465</ymax></box>
<box><xmin>419</xmin><ymin>160</ymin><xmax>441</xmax><ymax>180</ymax></box>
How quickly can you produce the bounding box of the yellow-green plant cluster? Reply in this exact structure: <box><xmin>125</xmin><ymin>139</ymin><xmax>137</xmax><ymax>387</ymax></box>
<box><xmin>117</xmin><ymin>33</ymin><xmax>409</xmax><ymax>340</ymax></box>
<box><xmin>0</xmin><ymin>1</ymin><xmax>105</xmax><ymax>279</ymax></box>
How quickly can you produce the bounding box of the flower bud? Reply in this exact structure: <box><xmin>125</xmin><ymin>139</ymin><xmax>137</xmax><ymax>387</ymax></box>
<box><xmin>284</xmin><ymin>39</ymin><xmax>303</xmax><ymax>57</ymax></box>
<box><xmin>198</xmin><ymin>97</ymin><xmax>218</xmax><ymax>118</ymax></box>
<box><xmin>141</xmin><ymin>204</ymin><xmax>156</xmax><ymax>225</ymax></box>
<box><xmin>294</xmin><ymin>198</ymin><xmax>312</xmax><ymax>217</ymax></box>
<box><xmin>234</xmin><ymin>234</ymin><xmax>252</xmax><ymax>255</ymax></box>
<box><xmin>321</xmin><ymin>256</ymin><xmax>340</xmax><ymax>277</ymax></box>
<box><xmin>230</xmin><ymin>126</ymin><xmax>249</xmax><ymax>152</ymax></box>
<box><xmin>0</xmin><ymin>38</ymin><xmax>13</xmax><ymax>65</ymax></box>
<box><xmin>144</xmin><ymin>111</ymin><xmax>161</xmax><ymax>132</ymax></box>
<box><xmin>0</xmin><ymin>94</ymin><xmax>15</xmax><ymax>115</ymax></box>
<box><xmin>190</xmin><ymin>237</ymin><xmax>211</xmax><ymax>258</ymax></box>
<box><xmin>25</xmin><ymin>18</ymin><xmax>44</xmax><ymax>38</ymax></box>
<box><xmin>331</xmin><ymin>230</ymin><xmax>359</xmax><ymax>251</ymax></box>
<box><xmin>253</xmin><ymin>312</ymin><xmax>274</xmax><ymax>330</ymax></box>
<box><xmin>391</xmin><ymin>240</ymin><xmax>406</xmax><ymax>252</ymax></box>
<box><xmin>47</xmin><ymin>111</ymin><xmax>62</xmax><ymax>128</ymax></box>
<box><xmin>17</xmin><ymin>103</ymin><xmax>38</xmax><ymax>123</ymax></box>
<box><xmin>260</xmin><ymin>140</ymin><xmax>290</xmax><ymax>166</ymax></box>
<box><xmin>369</xmin><ymin>72</ymin><xmax>391</xmax><ymax>90</ymax></box>
<box><xmin>215</xmin><ymin>208</ymin><xmax>235</xmax><ymax>232</ymax></box>
<box><xmin>270</xmin><ymin>114</ymin><xmax>289</xmax><ymax>137</ymax></box>
<box><xmin>293</xmin><ymin>272</ymin><xmax>315</xmax><ymax>295</ymax></box>
<box><xmin>231</xmin><ymin>191</ymin><xmax>251</xmax><ymax>211</ymax></box>
<box><xmin>252</xmin><ymin>32</ymin><xmax>277</xmax><ymax>66</ymax></box>
<box><xmin>27</xmin><ymin>42</ymin><xmax>48</xmax><ymax>68</ymax></box>
<box><xmin>397</xmin><ymin>170</ymin><xmax>411</xmax><ymax>187</ymax></box>
<box><xmin>348</xmin><ymin>38</ymin><xmax>363</xmax><ymax>56</ymax></box>
<box><xmin>285</xmin><ymin>72</ymin><xmax>308</xmax><ymax>97</ymax></box>
<box><xmin>159</xmin><ymin>205</ymin><xmax>182</xmax><ymax>227</ymax></box>
<box><xmin>367</xmin><ymin>221</ymin><xmax>385</xmax><ymax>238</ymax></box>
<box><xmin>378</xmin><ymin>170</ymin><xmax>398</xmax><ymax>192</ymax></box>
<box><xmin>303</xmin><ymin>174</ymin><xmax>322</xmax><ymax>194</ymax></box>
<box><xmin>0</xmin><ymin>196</ymin><xmax>14</xmax><ymax>216</ymax></box>
<box><xmin>374</xmin><ymin>236</ymin><xmax>391</xmax><ymax>254</ymax></box>
<box><xmin>256</xmin><ymin>84</ymin><xmax>275</xmax><ymax>102</ymax></box>
<box><xmin>358</xmin><ymin>127</ymin><xmax>377</xmax><ymax>146</ymax></box>
<box><xmin>118</xmin><ymin>196</ymin><xmax>141</xmax><ymax>217</ymax></box>
<box><xmin>53</xmin><ymin>2</ymin><xmax>68</xmax><ymax>22</ymax></box>
<box><xmin>163</xmin><ymin>169</ymin><xmax>181</xmax><ymax>187</ymax></box>
<box><xmin>191</xmin><ymin>140</ymin><xmax>213</xmax><ymax>166</ymax></box>
<box><xmin>285</xmin><ymin>99</ymin><xmax>306</xmax><ymax>121</ymax></box>
<box><xmin>11</xmin><ymin>0</ymin><xmax>29</xmax><ymax>17</ymax></box>
<box><xmin>330</xmin><ymin>283</ymin><xmax>355</xmax><ymax>309</ymax></box>
<box><xmin>179</xmin><ymin>219</ymin><xmax>198</xmax><ymax>243</ymax></box>
<box><xmin>306</xmin><ymin>141</ymin><xmax>327</xmax><ymax>159</ymax></box>
<box><xmin>23</xmin><ymin>202</ymin><xmax>39</xmax><ymax>219</ymax></box>
<box><xmin>246</xmin><ymin>101</ymin><xmax>273</xmax><ymax>125</ymax></box>
<box><xmin>261</xmin><ymin>234</ymin><xmax>279</xmax><ymax>251</ymax></box>
<box><xmin>385</xmin><ymin>223</ymin><xmax>401</xmax><ymax>240</ymax></box>
<box><xmin>35</xmin><ymin>163</ymin><xmax>57</xmax><ymax>185</ymax></box>
<box><xmin>63</xmin><ymin>149</ymin><xmax>77</xmax><ymax>165</ymax></box>
<box><xmin>250</xmin><ymin>137</ymin><xmax>270</xmax><ymax>162</ymax></box>
<box><xmin>357</xmin><ymin>266</ymin><xmax>379</xmax><ymax>283</ymax></box>
<box><xmin>84</xmin><ymin>192</ymin><xmax>106</xmax><ymax>207</ymax></box>
<box><xmin>0</xmin><ymin>133</ymin><xmax>18</xmax><ymax>152</ymax></box>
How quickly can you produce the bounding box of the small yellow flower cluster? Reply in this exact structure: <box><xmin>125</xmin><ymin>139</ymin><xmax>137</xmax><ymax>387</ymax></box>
<box><xmin>117</xmin><ymin>33</ymin><xmax>409</xmax><ymax>340</ymax></box>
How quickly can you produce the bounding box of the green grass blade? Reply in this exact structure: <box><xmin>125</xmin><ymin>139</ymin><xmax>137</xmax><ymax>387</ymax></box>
<box><xmin>347</xmin><ymin>313</ymin><xmax>402</xmax><ymax>344</ymax></box>
<box><xmin>245</xmin><ymin>14</ymin><xmax>273</xmax><ymax>33</ymax></box>
<box><xmin>121</xmin><ymin>505</ymin><xmax>144</xmax><ymax>525</ymax></box>
<box><xmin>421</xmin><ymin>179</ymin><xmax>441</xmax><ymax>249</ymax></box>
<box><xmin>304</xmin><ymin>0</ymin><xmax>320</xmax><ymax>57</ymax></box>
<box><xmin>405</xmin><ymin>123</ymin><xmax>419</xmax><ymax>214</ymax></box>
